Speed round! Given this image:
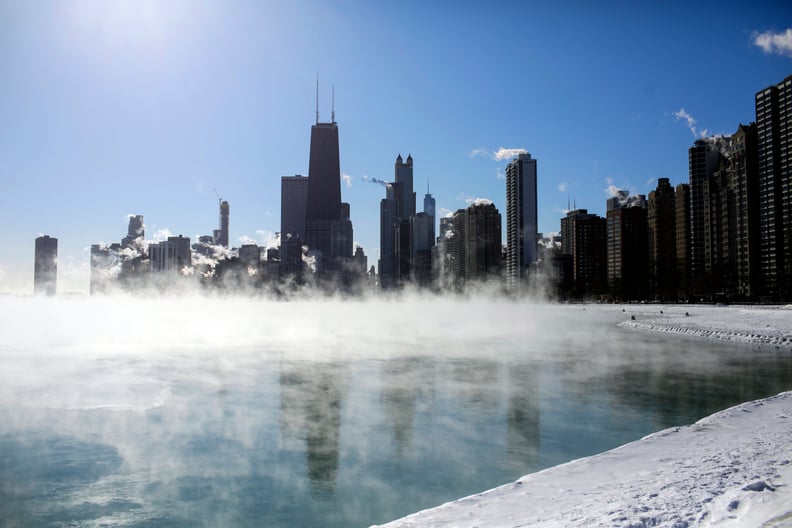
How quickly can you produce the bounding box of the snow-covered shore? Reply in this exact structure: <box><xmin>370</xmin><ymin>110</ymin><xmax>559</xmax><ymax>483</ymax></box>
<box><xmin>374</xmin><ymin>304</ymin><xmax>792</xmax><ymax>528</ymax></box>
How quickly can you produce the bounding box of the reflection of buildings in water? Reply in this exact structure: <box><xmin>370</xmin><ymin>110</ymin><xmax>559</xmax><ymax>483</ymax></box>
<box><xmin>447</xmin><ymin>359</ymin><xmax>499</xmax><ymax>409</ymax></box>
<box><xmin>506</xmin><ymin>364</ymin><xmax>540</xmax><ymax>465</ymax></box>
<box><xmin>279</xmin><ymin>361</ymin><xmax>346</xmax><ymax>493</ymax></box>
<box><xmin>380</xmin><ymin>358</ymin><xmax>435</xmax><ymax>456</ymax></box>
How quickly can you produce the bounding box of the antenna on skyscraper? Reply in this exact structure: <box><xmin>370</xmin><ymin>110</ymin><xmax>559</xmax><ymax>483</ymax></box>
<box><xmin>567</xmin><ymin>196</ymin><xmax>570</xmax><ymax>212</ymax></box>
<box><xmin>331</xmin><ymin>84</ymin><xmax>335</xmax><ymax>124</ymax></box>
<box><xmin>315</xmin><ymin>75</ymin><xmax>319</xmax><ymax>124</ymax></box>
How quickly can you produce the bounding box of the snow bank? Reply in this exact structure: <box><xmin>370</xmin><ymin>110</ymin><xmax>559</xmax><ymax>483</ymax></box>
<box><xmin>375</xmin><ymin>305</ymin><xmax>792</xmax><ymax>528</ymax></box>
<box><xmin>614</xmin><ymin>304</ymin><xmax>792</xmax><ymax>351</ymax></box>
<box><xmin>373</xmin><ymin>391</ymin><xmax>792</xmax><ymax>528</ymax></box>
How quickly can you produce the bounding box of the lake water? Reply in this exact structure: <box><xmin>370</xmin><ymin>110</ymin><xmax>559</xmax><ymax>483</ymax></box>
<box><xmin>1</xmin><ymin>297</ymin><xmax>791</xmax><ymax>527</ymax></box>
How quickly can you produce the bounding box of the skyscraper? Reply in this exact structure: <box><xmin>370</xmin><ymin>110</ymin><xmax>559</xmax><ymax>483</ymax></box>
<box><xmin>607</xmin><ymin>199</ymin><xmax>648</xmax><ymax>301</ymax></box>
<box><xmin>755</xmin><ymin>74</ymin><xmax>792</xmax><ymax>299</ymax></box>
<box><xmin>423</xmin><ymin>185</ymin><xmax>436</xmax><ymax>243</ymax></box>
<box><xmin>394</xmin><ymin>154</ymin><xmax>415</xmax><ymax>221</ymax></box>
<box><xmin>379</xmin><ymin>185</ymin><xmax>397</xmax><ymax>288</ymax></box>
<box><xmin>675</xmin><ymin>183</ymin><xmax>691</xmax><ymax>300</ymax></box>
<box><xmin>688</xmin><ymin>138</ymin><xmax>723</xmax><ymax>295</ymax></box>
<box><xmin>505</xmin><ymin>153</ymin><xmax>538</xmax><ymax>292</ymax></box>
<box><xmin>34</xmin><ymin>235</ymin><xmax>57</xmax><ymax>296</ymax></box>
<box><xmin>647</xmin><ymin>178</ymin><xmax>677</xmax><ymax>300</ymax></box>
<box><xmin>304</xmin><ymin>97</ymin><xmax>352</xmax><ymax>271</ymax></box>
<box><xmin>213</xmin><ymin>200</ymin><xmax>230</xmax><ymax>248</ymax></box>
<box><xmin>281</xmin><ymin>175</ymin><xmax>309</xmax><ymax>242</ymax></box>
<box><xmin>465</xmin><ymin>202</ymin><xmax>502</xmax><ymax>282</ymax></box>
<box><xmin>122</xmin><ymin>215</ymin><xmax>144</xmax><ymax>249</ymax></box>
<box><xmin>149</xmin><ymin>235</ymin><xmax>191</xmax><ymax>273</ymax></box>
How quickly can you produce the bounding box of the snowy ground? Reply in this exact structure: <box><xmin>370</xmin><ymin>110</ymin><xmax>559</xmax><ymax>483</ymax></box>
<box><xmin>374</xmin><ymin>304</ymin><xmax>792</xmax><ymax>528</ymax></box>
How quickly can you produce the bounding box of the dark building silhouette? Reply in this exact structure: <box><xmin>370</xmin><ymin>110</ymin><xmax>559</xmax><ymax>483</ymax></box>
<box><xmin>379</xmin><ymin>185</ymin><xmax>397</xmax><ymax>288</ymax></box>
<box><xmin>561</xmin><ymin>209</ymin><xmax>607</xmax><ymax>297</ymax></box>
<box><xmin>648</xmin><ymin>178</ymin><xmax>677</xmax><ymax>301</ymax></box>
<box><xmin>213</xmin><ymin>200</ymin><xmax>230</xmax><ymax>248</ymax></box>
<box><xmin>281</xmin><ymin>175</ymin><xmax>308</xmax><ymax>242</ymax></box>
<box><xmin>34</xmin><ymin>235</ymin><xmax>57</xmax><ymax>296</ymax></box>
<box><xmin>675</xmin><ymin>183</ymin><xmax>692</xmax><ymax>300</ymax></box>
<box><xmin>121</xmin><ymin>215</ymin><xmax>144</xmax><ymax>249</ymax></box>
<box><xmin>607</xmin><ymin>201</ymin><xmax>648</xmax><ymax>301</ymax></box>
<box><xmin>304</xmin><ymin>109</ymin><xmax>353</xmax><ymax>273</ymax></box>
<box><xmin>688</xmin><ymin>138</ymin><xmax>723</xmax><ymax>296</ymax></box>
<box><xmin>730</xmin><ymin>123</ymin><xmax>761</xmax><ymax>299</ymax></box>
<box><xmin>505</xmin><ymin>153</ymin><xmax>538</xmax><ymax>293</ymax></box>
<box><xmin>755</xmin><ymin>75</ymin><xmax>792</xmax><ymax>300</ymax></box>
<box><xmin>464</xmin><ymin>202</ymin><xmax>502</xmax><ymax>282</ymax></box>
<box><xmin>394</xmin><ymin>154</ymin><xmax>415</xmax><ymax>221</ymax></box>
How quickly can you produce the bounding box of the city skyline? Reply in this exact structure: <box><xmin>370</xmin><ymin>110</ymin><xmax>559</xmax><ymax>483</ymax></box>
<box><xmin>1</xmin><ymin>2</ymin><xmax>791</xmax><ymax>293</ymax></box>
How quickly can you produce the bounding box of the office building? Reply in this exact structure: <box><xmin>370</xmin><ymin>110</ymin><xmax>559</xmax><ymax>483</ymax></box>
<box><xmin>505</xmin><ymin>153</ymin><xmax>538</xmax><ymax>292</ymax></box>
<box><xmin>150</xmin><ymin>235</ymin><xmax>191</xmax><ymax>273</ymax></box>
<box><xmin>379</xmin><ymin>185</ymin><xmax>397</xmax><ymax>288</ymax></box>
<box><xmin>647</xmin><ymin>178</ymin><xmax>677</xmax><ymax>300</ymax></box>
<box><xmin>464</xmin><ymin>202</ymin><xmax>502</xmax><ymax>282</ymax></box>
<box><xmin>33</xmin><ymin>235</ymin><xmax>58</xmax><ymax>296</ymax></box>
<box><xmin>212</xmin><ymin>200</ymin><xmax>230</xmax><ymax>248</ymax></box>
<box><xmin>561</xmin><ymin>209</ymin><xmax>607</xmax><ymax>297</ymax></box>
<box><xmin>675</xmin><ymin>183</ymin><xmax>691</xmax><ymax>300</ymax></box>
<box><xmin>755</xmin><ymin>74</ymin><xmax>792</xmax><ymax>299</ymax></box>
<box><xmin>281</xmin><ymin>175</ymin><xmax>309</xmax><ymax>242</ymax></box>
<box><xmin>607</xmin><ymin>200</ymin><xmax>648</xmax><ymax>301</ymax></box>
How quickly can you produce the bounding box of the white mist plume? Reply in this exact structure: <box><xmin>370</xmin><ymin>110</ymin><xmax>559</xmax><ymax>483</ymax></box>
<box><xmin>362</xmin><ymin>175</ymin><xmax>392</xmax><ymax>189</ymax></box>
<box><xmin>558</xmin><ymin>182</ymin><xmax>568</xmax><ymax>192</ymax></box>
<box><xmin>753</xmin><ymin>28</ymin><xmax>792</xmax><ymax>57</ymax></box>
<box><xmin>674</xmin><ymin>108</ymin><xmax>709</xmax><ymax>139</ymax></box>
<box><xmin>342</xmin><ymin>172</ymin><xmax>352</xmax><ymax>188</ymax></box>
<box><xmin>465</xmin><ymin>197</ymin><xmax>494</xmax><ymax>206</ymax></box>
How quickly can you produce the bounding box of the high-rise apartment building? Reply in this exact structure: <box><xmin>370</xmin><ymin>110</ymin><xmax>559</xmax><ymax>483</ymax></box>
<box><xmin>505</xmin><ymin>153</ymin><xmax>538</xmax><ymax>292</ymax></box>
<box><xmin>464</xmin><ymin>202</ymin><xmax>502</xmax><ymax>282</ymax></box>
<box><xmin>688</xmin><ymin>138</ymin><xmax>722</xmax><ymax>295</ymax></box>
<box><xmin>755</xmin><ymin>74</ymin><xmax>792</xmax><ymax>299</ymax></box>
<box><xmin>675</xmin><ymin>183</ymin><xmax>691</xmax><ymax>300</ymax></box>
<box><xmin>34</xmin><ymin>235</ymin><xmax>58</xmax><ymax>296</ymax></box>
<box><xmin>379</xmin><ymin>185</ymin><xmax>397</xmax><ymax>288</ymax></box>
<box><xmin>607</xmin><ymin>201</ymin><xmax>648</xmax><ymax>301</ymax></box>
<box><xmin>561</xmin><ymin>210</ymin><xmax>607</xmax><ymax>297</ymax></box>
<box><xmin>730</xmin><ymin>123</ymin><xmax>761</xmax><ymax>298</ymax></box>
<box><xmin>647</xmin><ymin>178</ymin><xmax>677</xmax><ymax>300</ymax></box>
<box><xmin>281</xmin><ymin>175</ymin><xmax>308</xmax><ymax>242</ymax></box>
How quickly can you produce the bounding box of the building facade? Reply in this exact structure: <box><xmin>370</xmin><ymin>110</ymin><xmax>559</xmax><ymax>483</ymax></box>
<box><xmin>505</xmin><ymin>153</ymin><xmax>538</xmax><ymax>292</ymax></box>
<box><xmin>34</xmin><ymin>235</ymin><xmax>58</xmax><ymax>296</ymax></box>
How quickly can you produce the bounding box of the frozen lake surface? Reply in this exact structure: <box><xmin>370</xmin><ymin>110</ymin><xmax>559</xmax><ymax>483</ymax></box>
<box><xmin>1</xmin><ymin>297</ymin><xmax>791</xmax><ymax>527</ymax></box>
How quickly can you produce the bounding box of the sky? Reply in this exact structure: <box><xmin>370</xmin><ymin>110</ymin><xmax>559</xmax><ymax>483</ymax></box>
<box><xmin>1</xmin><ymin>1</ymin><xmax>791</xmax><ymax>294</ymax></box>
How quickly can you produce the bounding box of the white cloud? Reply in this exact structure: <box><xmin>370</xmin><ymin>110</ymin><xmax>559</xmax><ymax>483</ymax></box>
<box><xmin>645</xmin><ymin>178</ymin><xmax>657</xmax><ymax>188</ymax></box>
<box><xmin>465</xmin><ymin>197</ymin><xmax>494</xmax><ymax>206</ymax></box>
<box><xmin>674</xmin><ymin>108</ymin><xmax>708</xmax><ymax>138</ymax></box>
<box><xmin>496</xmin><ymin>170</ymin><xmax>505</xmax><ymax>180</ymax></box>
<box><xmin>342</xmin><ymin>172</ymin><xmax>352</xmax><ymax>188</ymax></box>
<box><xmin>469</xmin><ymin>146</ymin><xmax>529</xmax><ymax>162</ymax></box>
<box><xmin>153</xmin><ymin>228</ymin><xmax>173</xmax><ymax>242</ymax></box>
<box><xmin>239</xmin><ymin>235</ymin><xmax>257</xmax><ymax>246</ymax></box>
<box><xmin>438</xmin><ymin>207</ymin><xmax>454</xmax><ymax>218</ymax></box>
<box><xmin>493</xmin><ymin>147</ymin><xmax>528</xmax><ymax>161</ymax></box>
<box><xmin>558</xmin><ymin>182</ymin><xmax>568</xmax><ymax>193</ymax></box>
<box><xmin>606</xmin><ymin>184</ymin><xmax>622</xmax><ymax>198</ymax></box>
<box><xmin>753</xmin><ymin>29</ymin><xmax>792</xmax><ymax>58</ymax></box>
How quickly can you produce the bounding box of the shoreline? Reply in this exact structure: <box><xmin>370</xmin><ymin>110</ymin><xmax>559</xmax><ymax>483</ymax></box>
<box><xmin>375</xmin><ymin>304</ymin><xmax>792</xmax><ymax>528</ymax></box>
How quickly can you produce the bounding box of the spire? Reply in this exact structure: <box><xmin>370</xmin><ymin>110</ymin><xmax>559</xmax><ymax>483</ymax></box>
<box><xmin>567</xmin><ymin>195</ymin><xmax>570</xmax><ymax>212</ymax></box>
<box><xmin>315</xmin><ymin>75</ymin><xmax>319</xmax><ymax>124</ymax></box>
<box><xmin>331</xmin><ymin>84</ymin><xmax>335</xmax><ymax>124</ymax></box>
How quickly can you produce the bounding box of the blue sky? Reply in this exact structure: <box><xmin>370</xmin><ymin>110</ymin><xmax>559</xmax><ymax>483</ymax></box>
<box><xmin>1</xmin><ymin>1</ymin><xmax>791</xmax><ymax>293</ymax></box>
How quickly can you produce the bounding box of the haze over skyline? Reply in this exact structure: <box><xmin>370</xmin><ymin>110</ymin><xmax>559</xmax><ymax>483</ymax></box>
<box><xmin>1</xmin><ymin>1</ymin><xmax>791</xmax><ymax>293</ymax></box>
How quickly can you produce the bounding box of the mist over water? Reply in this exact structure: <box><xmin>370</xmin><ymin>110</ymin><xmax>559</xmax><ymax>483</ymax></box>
<box><xmin>2</xmin><ymin>295</ymin><xmax>792</xmax><ymax>527</ymax></box>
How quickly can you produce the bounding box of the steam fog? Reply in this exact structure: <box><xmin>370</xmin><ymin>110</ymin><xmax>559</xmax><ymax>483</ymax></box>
<box><xmin>2</xmin><ymin>295</ymin><xmax>792</xmax><ymax>527</ymax></box>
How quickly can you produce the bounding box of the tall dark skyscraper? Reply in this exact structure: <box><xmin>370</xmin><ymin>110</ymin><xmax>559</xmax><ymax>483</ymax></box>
<box><xmin>423</xmin><ymin>185</ymin><xmax>436</xmax><ymax>243</ymax></box>
<box><xmin>122</xmin><ymin>215</ymin><xmax>144</xmax><ymax>249</ymax></box>
<box><xmin>281</xmin><ymin>175</ymin><xmax>309</xmax><ymax>242</ymax></box>
<box><xmin>688</xmin><ymin>138</ymin><xmax>722</xmax><ymax>296</ymax></box>
<box><xmin>379</xmin><ymin>185</ymin><xmax>397</xmax><ymax>288</ymax></box>
<box><xmin>304</xmin><ymin>93</ymin><xmax>352</xmax><ymax>270</ymax></box>
<box><xmin>648</xmin><ymin>178</ymin><xmax>677</xmax><ymax>300</ymax></box>
<box><xmin>505</xmin><ymin>153</ymin><xmax>538</xmax><ymax>292</ymax></box>
<box><xmin>394</xmin><ymin>154</ymin><xmax>415</xmax><ymax>221</ymax></box>
<box><xmin>213</xmin><ymin>200</ymin><xmax>230</xmax><ymax>248</ymax></box>
<box><xmin>34</xmin><ymin>235</ymin><xmax>58</xmax><ymax>296</ymax></box>
<box><xmin>755</xmin><ymin>74</ymin><xmax>792</xmax><ymax>299</ymax></box>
